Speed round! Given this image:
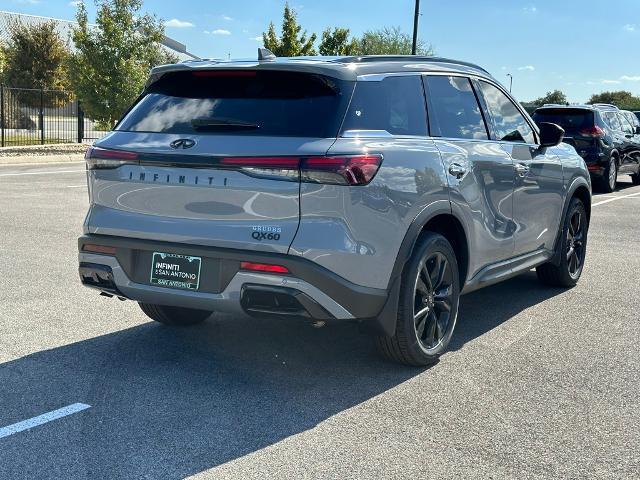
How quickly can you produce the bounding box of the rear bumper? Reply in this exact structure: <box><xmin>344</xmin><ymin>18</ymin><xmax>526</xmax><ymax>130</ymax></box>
<box><xmin>78</xmin><ymin>234</ymin><xmax>389</xmax><ymax>322</ymax></box>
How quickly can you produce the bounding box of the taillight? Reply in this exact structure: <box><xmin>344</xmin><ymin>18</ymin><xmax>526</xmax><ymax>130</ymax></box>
<box><xmin>240</xmin><ymin>262</ymin><xmax>290</xmax><ymax>274</ymax></box>
<box><xmin>86</xmin><ymin>147</ymin><xmax>139</xmax><ymax>170</ymax></box>
<box><xmin>302</xmin><ymin>155</ymin><xmax>383</xmax><ymax>185</ymax></box>
<box><xmin>222</xmin><ymin>154</ymin><xmax>383</xmax><ymax>186</ymax></box>
<box><xmin>192</xmin><ymin>70</ymin><xmax>257</xmax><ymax>78</ymax></box>
<box><xmin>579</xmin><ymin>126</ymin><xmax>605</xmax><ymax>138</ymax></box>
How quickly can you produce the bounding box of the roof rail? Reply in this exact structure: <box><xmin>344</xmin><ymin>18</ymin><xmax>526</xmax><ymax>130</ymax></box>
<box><xmin>333</xmin><ymin>55</ymin><xmax>490</xmax><ymax>75</ymax></box>
<box><xmin>591</xmin><ymin>103</ymin><xmax>619</xmax><ymax>109</ymax></box>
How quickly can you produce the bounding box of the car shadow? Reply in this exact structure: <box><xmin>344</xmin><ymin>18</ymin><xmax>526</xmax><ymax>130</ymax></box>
<box><xmin>592</xmin><ymin>176</ymin><xmax>635</xmax><ymax>197</ymax></box>
<box><xmin>0</xmin><ymin>314</ymin><xmax>420</xmax><ymax>479</ymax></box>
<box><xmin>451</xmin><ymin>271</ymin><xmax>564</xmax><ymax>351</ymax></box>
<box><xmin>0</xmin><ymin>271</ymin><xmax>564</xmax><ymax>479</ymax></box>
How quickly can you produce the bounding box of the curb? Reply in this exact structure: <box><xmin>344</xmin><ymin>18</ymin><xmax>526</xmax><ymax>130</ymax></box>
<box><xmin>0</xmin><ymin>153</ymin><xmax>86</xmax><ymax>166</ymax></box>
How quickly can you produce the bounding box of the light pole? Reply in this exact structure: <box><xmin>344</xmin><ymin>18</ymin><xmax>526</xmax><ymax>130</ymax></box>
<box><xmin>506</xmin><ymin>74</ymin><xmax>513</xmax><ymax>93</ymax></box>
<box><xmin>411</xmin><ymin>0</ymin><xmax>420</xmax><ymax>55</ymax></box>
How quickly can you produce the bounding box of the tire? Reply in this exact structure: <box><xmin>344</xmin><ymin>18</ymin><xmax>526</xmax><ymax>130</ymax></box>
<box><xmin>138</xmin><ymin>302</ymin><xmax>212</xmax><ymax>326</ymax></box>
<box><xmin>536</xmin><ymin>197</ymin><xmax>588</xmax><ymax>288</ymax></box>
<box><xmin>376</xmin><ymin>233</ymin><xmax>460</xmax><ymax>367</ymax></box>
<box><xmin>631</xmin><ymin>173</ymin><xmax>640</xmax><ymax>186</ymax></box>
<box><xmin>599</xmin><ymin>156</ymin><xmax>618</xmax><ymax>193</ymax></box>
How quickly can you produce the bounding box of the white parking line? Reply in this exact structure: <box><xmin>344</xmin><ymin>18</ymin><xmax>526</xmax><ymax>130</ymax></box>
<box><xmin>592</xmin><ymin>191</ymin><xmax>640</xmax><ymax>207</ymax></box>
<box><xmin>0</xmin><ymin>169</ymin><xmax>85</xmax><ymax>177</ymax></box>
<box><xmin>0</xmin><ymin>403</ymin><xmax>91</xmax><ymax>439</ymax></box>
<box><xmin>66</xmin><ymin>185</ymin><xmax>87</xmax><ymax>188</ymax></box>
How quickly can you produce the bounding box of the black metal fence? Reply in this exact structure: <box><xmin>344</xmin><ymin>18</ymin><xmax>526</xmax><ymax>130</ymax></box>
<box><xmin>0</xmin><ymin>85</ymin><xmax>108</xmax><ymax>147</ymax></box>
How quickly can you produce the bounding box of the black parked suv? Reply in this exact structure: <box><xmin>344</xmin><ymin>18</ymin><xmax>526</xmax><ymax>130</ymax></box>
<box><xmin>533</xmin><ymin>104</ymin><xmax>640</xmax><ymax>191</ymax></box>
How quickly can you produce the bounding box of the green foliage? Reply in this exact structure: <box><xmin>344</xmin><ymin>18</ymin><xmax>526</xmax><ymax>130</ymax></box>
<box><xmin>262</xmin><ymin>3</ymin><xmax>316</xmax><ymax>56</ymax></box>
<box><xmin>530</xmin><ymin>90</ymin><xmax>568</xmax><ymax>107</ymax></box>
<box><xmin>356</xmin><ymin>27</ymin><xmax>434</xmax><ymax>56</ymax></box>
<box><xmin>68</xmin><ymin>0</ymin><xmax>171</xmax><ymax>128</ymax></box>
<box><xmin>318</xmin><ymin>27</ymin><xmax>359</xmax><ymax>56</ymax></box>
<box><xmin>588</xmin><ymin>91</ymin><xmax>640</xmax><ymax>110</ymax></box>
<box><xmin>2</xmin><ymin>20</ymin><xmax>71</xmax><ymax>107</ymax></box>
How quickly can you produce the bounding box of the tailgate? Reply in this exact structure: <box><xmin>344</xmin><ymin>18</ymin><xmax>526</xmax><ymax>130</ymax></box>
<box><xmin>84</xmin><ymin>69</ymin><xmax>353</xmax><ymax>253</ymax></box>
<box><xmin>86</xmin><ymin>134</ymin><xmax>337</xmax><ymax>253</ymax></box>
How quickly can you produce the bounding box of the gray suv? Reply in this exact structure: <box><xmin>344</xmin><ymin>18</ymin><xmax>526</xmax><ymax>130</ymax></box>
<box><xmin>78</xmin><ymin>53</ymin><xmax>591</xmax><ymax>366</ymax></box>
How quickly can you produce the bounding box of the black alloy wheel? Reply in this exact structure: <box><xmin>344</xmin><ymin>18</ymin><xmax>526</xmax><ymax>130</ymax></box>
<box><xmin>413</xmin><ymin>252</ymin><xmax>455</xmax><ymax>351</ymax></box>
<box><xmin>566</xmin><ymin>207</ymin><xmax>585</xmax><ymax>279</ymax></box>
<box><xmin>377</xmin><ymin>233</ymin><xmax>460</xmax><ymax>366</ymax></box>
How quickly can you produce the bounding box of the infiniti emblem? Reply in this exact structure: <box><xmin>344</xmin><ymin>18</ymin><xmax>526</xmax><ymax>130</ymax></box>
<box><xmin>170</xmin><ymin>138</ymin><xmax>196</xmax><ymax>149</ymax></box>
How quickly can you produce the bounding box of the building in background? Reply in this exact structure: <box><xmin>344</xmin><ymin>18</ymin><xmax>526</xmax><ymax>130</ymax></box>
<box><xmin>0</xmin><ymin>10</ymin><xmax>199</xmax><ymax>62</ymax></box>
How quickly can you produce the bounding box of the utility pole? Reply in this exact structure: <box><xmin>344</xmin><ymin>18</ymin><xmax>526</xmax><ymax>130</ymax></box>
<box><xmin>507</xmin><ymin>73</ymin><xmax>513</xmax><ymax>93</ymax></box>
<box><xmin>411</xmin><ymin>0</ymin><xmax>420</xmax><ymax>55</ymax></box>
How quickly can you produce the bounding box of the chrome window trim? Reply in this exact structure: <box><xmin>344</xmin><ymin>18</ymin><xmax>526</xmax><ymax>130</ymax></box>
<box><xmin>357</xmin><ymin>71</ymin><xmax>541</xmax><ymax>142</ymax></box>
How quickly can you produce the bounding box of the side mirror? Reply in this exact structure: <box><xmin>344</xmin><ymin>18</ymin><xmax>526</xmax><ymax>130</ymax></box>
<box><xmin>538</xmin><ymin>122</ymin><xmax>565</xmax><ymax>148</ymax></box>
<box><xmin>635</xmin><ymin>126</ymin><xmax>640</xmax><ymax>135</ymax></box>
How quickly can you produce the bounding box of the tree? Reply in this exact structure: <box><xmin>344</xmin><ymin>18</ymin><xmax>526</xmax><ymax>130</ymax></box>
<box><xmin>68</xmin><ymin>0</ymin><xmax>172</xmax><ymax>129</ymax></box>
<box><xmin>2</xmin><ymin>19</ymin><xmax>71</xmax><ymax>107</ymax></box>
<box><xmin>262</xmin><ymin>3</ymin><xmax>316</xmax><ymax>56</ymax></box>
<box><xmin>588</xmin><ymin>91</ymin><xmax>640</xmax><ymax>110</ymax></box>
<box><xmin>356</xmin><ymin>27</ymin><xmax>434</xmax><ymax>56</ymax></box>
<box><xmin>318</xmin><ymin>27</ymin><xmax>359</xmax><ymax>56</ymax></box>
<box><xmin>530</xmin><ymin>90</ymin><xmax>568</xmax><ymax>107</ymax></box>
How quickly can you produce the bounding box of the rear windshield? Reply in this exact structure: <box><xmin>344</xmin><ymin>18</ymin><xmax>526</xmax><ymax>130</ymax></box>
<box><xmin>532</xmin><ymin>109</ymin><xmax>594</xmax><ymax>132</ymax></box>
<box><xmin>116</xmin><ymin>70</ymin><xmax>353</xmax><ymax>138</ymax></box>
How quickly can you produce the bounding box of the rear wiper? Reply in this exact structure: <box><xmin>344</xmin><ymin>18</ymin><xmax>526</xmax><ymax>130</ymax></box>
<box><xmin>191</xmin><ymin>118</ymin><xmax>260</xmax><ymax>130</ymax></box>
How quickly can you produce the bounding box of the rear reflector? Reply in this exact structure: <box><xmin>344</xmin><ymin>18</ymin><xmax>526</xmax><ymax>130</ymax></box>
<box><xmin>240</xmin><ymin>262</ymin><xmax>290</xmax><ymax>274</ymax></box>
<box><xmin>85</xmin><ymin>147</ymin><xmax>139</xmax><ymax>170</ymax></box>
<box><xmin>587</xmin><ymin>164</ymin><xmax>603</xmax><ymax>172</ymax></box>
<box><xmin>82</xmin><ymin>244</ymin><xmax>117</xmax><ymax>255</ymax></box>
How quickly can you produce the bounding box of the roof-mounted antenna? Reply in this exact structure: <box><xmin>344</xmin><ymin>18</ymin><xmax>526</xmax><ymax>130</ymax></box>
<box><xmin>258</xmin><ymin>47</ymin><xmax>276</xmax><ymax>61</ymax></box>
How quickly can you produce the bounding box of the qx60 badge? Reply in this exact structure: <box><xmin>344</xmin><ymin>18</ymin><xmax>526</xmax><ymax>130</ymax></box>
<box><xmin>170</xmin><ymin>139</ymin><xmax>196</xmax><ymax>149</ymax></box>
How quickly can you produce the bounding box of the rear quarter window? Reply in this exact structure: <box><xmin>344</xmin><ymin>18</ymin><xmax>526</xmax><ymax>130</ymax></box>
<box><xmin>116</xmin><ymin>70</ymin><xmax>353</xmax><ymax>138</ymax></box>
<box><xmin>341</xmin><ymin>76</ymin><xmax>427</xmax><ymax>136</ymax></box>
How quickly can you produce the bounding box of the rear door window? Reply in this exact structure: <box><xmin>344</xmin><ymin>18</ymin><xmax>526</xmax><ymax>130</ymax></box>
<box><xmin>477</xmin><ymin>80</ymin><xmax>536</xmax><ymax>144</ymax></box>
<box><xmin>603</xmin><ymin>111</ymin><xmax>622</xmax><ymax>132</ymax></box>
<box><xmin>618</xmin><ymin>113</ymin><xmax>634</xmax><ymax>134</ymax></box>
<box><xmin>116</xmin><ymin>70</ymin><xmax>353</xmax><ymax>138</ymax></box>
<box><xmin>424</xmin><ymin>76</ymin><xmax>488</xmax><ymax>140</ymax></box>
<box><xmin>341</xmin><ymin>76</ymin><xmax>427</xmax><ymax>136</ymax></box>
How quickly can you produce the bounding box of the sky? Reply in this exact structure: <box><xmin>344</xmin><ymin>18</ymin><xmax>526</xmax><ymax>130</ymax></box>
<box><xmin>1</xmin><ymin>0</ymin><xmax>639</xmax><ymax>103</ymax></box>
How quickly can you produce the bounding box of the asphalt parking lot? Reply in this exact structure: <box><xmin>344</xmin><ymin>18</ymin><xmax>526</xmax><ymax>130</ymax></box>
<box><xmin>0</xmin><ymin>161</ymin><xmax>639</xmax><ymax>479</ymax></box>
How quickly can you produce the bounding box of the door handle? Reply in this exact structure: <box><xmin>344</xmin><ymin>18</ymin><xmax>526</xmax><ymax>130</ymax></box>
<box><xmin>514</xmin><ymin>163</ymin><xmax>530</xmax><ymax>177</ymax></box>
<box><xmin>448</xmin><ymin>163</ymin><xmax>467</xmax><ymax>179</ymax></box>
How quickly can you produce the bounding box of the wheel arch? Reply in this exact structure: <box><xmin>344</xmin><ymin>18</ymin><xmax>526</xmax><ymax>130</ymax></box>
<box><xmin>549</xmin><ymin>176</ymin><xmax>592</xmax><ymax>267</ymax></box>
<box><xmin>365</xmin><ymin>203</ymin><xmax>470</xmax><ymax>337</ymax></box>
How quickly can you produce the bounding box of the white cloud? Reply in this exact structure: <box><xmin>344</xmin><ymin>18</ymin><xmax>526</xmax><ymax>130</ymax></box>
<box><xmin>602</xmin><ymin>79</ymin><xmax>622</xmax><ymax>85</ymax></box>
<box><xmin>165</xmin><ymin>19</ymin><xmax>194</xmax><ymax>28</ymax></box>
<box><xmin>13</xmin><ymin>0</ymin><xmax>40</xmax><ymax>4</ymax></box>
<box><xmin>222</xmin><ymin>15</ymin><xmax>233</xmax><ymax>21</ymax></box>
<box><xmin>518</xmin><ymin>65</ymin><xmax>535</xmax><ymax>71</ymax></box>
<box><xmin>623</xmin><ymin>24</ymin><xmax>636</xmax><ymax>32</ymax></box>
<box><xmin>621</xmin><ymin>75</ymin><xmax>640</xmax><ymax>81</ymax></box>
<box><xmin>68</xmin><ymin>1</ymin><xmax>82</xmax><ymax>6</ymax></box>
<box><xmin>250</xmin><ymin>36</ymin><xmax>263</xmax><ymax>42</ymax></box>
<box><xmin>208</xmin><ymin>29</ymin><xmax>231</xmax><ymax>35</ymax></box>
<box><xmin>522</xmin><ymin>5</ymin><xmax>537</xmax><ymax>14</ymax></box>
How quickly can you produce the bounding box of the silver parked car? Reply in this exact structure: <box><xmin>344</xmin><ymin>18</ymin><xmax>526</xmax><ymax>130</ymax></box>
<box><xmin>79</xmin><ymin>52</ymin><xmax>591</xmax><ymax>366</ymax></box>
